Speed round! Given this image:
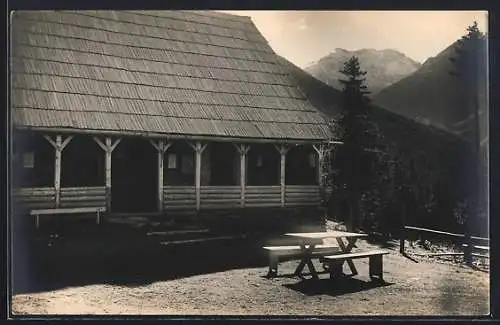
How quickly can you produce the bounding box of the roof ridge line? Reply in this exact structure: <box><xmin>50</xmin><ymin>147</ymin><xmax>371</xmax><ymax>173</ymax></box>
<box><xmin>16</xmin><ymin>16</ymin><xmax>272</xmax><ymax>54</ymax></box>
<box><xmin>76</xmin><ymin>11</ymin><xmax>265</xmax><ymax>43</ymax></box>
<box><xmin>124</xmin><ymin>10</ymin><xmax>260</xmax><ymax>36</ymax></box>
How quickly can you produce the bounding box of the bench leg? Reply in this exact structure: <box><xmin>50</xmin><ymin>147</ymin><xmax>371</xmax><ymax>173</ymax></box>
<box><xmin>267</xmin><ymin>254</ymin><xmax>279</xmax><ymax>278</ymax></box>
<box><xmin>97</xmin><ymin>211</ymin><xmax>100</xmax><ymax>225</ymax></box>
<box><xmin>369</xmin><ymin>255</ymin><xmax>384</xmax><ymax>282</ymax></box>
<box><xmin>36</xmin><ymin>215</ymin><xmax>40</xmax><ymax>229</ymax></box>
<box><xmin>328</xmin><ymin>261</ymin><xmax>344</xmax><ymax>280</ymax></box>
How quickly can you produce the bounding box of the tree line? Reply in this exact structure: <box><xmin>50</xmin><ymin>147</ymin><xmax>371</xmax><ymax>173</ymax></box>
<box><xmin>326</xmin><ymin>22</ymin><xmax>487</xmax><ymax>242</ymax></box>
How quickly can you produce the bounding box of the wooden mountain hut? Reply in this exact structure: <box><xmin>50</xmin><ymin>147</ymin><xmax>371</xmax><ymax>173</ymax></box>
<box><xmin>10</xmin><ymin>10</ymin><xmax>334</xmax><ymax>221</ymax></box>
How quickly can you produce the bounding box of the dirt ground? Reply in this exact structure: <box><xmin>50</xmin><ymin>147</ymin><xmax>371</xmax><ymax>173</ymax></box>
<box><xmin>11</xmin><ymin>231</ymin><xmax>489</xmax><ymax>317</ymax></box>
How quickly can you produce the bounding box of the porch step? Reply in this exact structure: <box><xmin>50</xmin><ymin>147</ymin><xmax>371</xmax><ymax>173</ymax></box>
<box><xmin>159</xmin><ymin>234</ymin><xmax>246</xmax><ymax>246</ymax></box>
<box><xmin>146</xmin><ymin>229</ymin><xmax>210</xmax><ymax>236</ymax></box>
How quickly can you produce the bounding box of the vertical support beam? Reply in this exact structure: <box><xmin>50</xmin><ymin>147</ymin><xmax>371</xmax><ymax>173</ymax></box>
<box><xmin>104</xmin><ymin>138</ymin><xmax>112</xmax><ymax>193</ymax></box>
<box><xmin>234</xmin><ymin>144</ymin><xmax>250</xmax><ymax>208</ymax></box>
<box><xmin>313</xmin><ymin>144</ymin><xmax>326</xmax><ymax>187</ymax></box>
<box><xmin>54</xmin><ymin>135</ymin><xmax>62</xmax><ymax>207</ymax></box>
<box><xmin>94</xmin><ymin>137</ymin><xmax>121</xmax><ymax>212</ymax></box>
<box><xmin>149</xmin><ymin>139</ymin><xmax>171</xmax><ymax>212</ymax></box>
<box><xmin>43</xmin><ymin>134</ymin><xmax>73</xmax><ymax>208</ymax></box>
<box><xmin>189</xmin><ymin>141</ymin><xmax>208</xmax><ymax>211</ymax></box>
<box><xmin>275</xmin><ymin>144</ymin><xmax>289</xmax><ymax>208</ymax></box>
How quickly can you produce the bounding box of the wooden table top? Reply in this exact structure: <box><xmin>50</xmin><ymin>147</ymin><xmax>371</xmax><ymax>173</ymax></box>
<box><xmin>285</xmin><ymin>231</ymin><xmax>368</xmax><ymax>240</ymax></box>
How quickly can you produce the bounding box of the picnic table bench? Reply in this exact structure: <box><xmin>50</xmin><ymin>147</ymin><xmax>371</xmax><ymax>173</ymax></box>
<box><xmin>30</xmin><ymin>207</ymin><xmax>106</xmax><ymax>228</ymax></box>
<box><xmin>263</xmin><ymin>244</ymin><xmax>340</xmax><ymax>277</ymax></box>
<box><xmin>320</xmin><ymin>249</ymin><xmax>390</xmax><ymax>282</ymax></box>
<box><xmin>264</xmin><ymin>231</ymin><xmax>390</xmax><ymax>282</ymax></box>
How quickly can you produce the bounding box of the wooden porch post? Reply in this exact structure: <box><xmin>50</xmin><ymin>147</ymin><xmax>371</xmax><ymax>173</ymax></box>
<box><xmin>149</xmin><ymin>139</ymin><xmax>172</xmax><ymax>212</ymax></box>
<box><xmin>93</xmin><ymin>137</ymin><xmax>122</xmax><ymax>211</ymax></box>
<box><xmin>189</xmin><ymin>141</ymin><xmax>208</xmax><ymax>211</ymax></box>
<box><xmin>275</xmin><ymin>144</ymin><xmax>289</xmax><ymax>208</ymax></box>
<box><xmin>43</xmin><ymin>134</ymin><xmax>73</xmax><ymax>207</ymax></box>
<box><xmin>313</xmin><ymin>144</ymin><xmax>326</xmax><ymax>187</ymax></box>
<box><xmin>234</xmin><ymin>144</ymin><xmax>250</xmax><ymax>207</ymax></box>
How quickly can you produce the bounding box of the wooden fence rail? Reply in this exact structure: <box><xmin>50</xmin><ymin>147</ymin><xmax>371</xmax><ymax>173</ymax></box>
<box><xmin>400</xmin><ymin>225</ymin><xmax>489</xmax><ymax>264</ymax></box>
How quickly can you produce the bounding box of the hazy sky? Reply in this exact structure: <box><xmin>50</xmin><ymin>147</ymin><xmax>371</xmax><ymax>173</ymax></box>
<box><xmin>222</xmin><ymin>11</ymin><xmax>488</xmax><ymax>68</ymax></box>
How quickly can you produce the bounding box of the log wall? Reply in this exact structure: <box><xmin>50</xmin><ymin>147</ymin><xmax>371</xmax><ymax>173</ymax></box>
<box><xmin>163</xmin><ymin>186</ymin><xmax>196</xmax><ymax>211</ymax></box>
<box><xmin>200</xmin><ymin>186</ymin><xmax>241</xmax><ymax>209</ymax></box>
<box><xmin>59</xmin><ymin>186</ymin><xmax>106</xmax><ymax>208</ymax></box>
<box><xmin>285</xmin><ymin>185</ymin><xmax>321</xmax><ymax>206</ymax></box>
<box><xmin>161</xmin><ymin>185</ymin><xmax>320</xmax><ymax>210</ymax></box>
<box><xmin>246</xmin><ymin>186</ymin><xmax>282</xmax><ymax>208</ymax></box>
<box><xmin>12</xmin><ymin>187</ymin><xmax>56</xmax><ymax>211</ymax></box>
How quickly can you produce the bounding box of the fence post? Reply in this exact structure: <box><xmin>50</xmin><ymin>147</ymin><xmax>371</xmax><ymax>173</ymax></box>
<box><xmin>400</xmin><ymin>192</ymin><xmax>406</xmax><ymax>255</ymax></box>
<box><xmin>464</xmin><ymin>232</ymin><xmax>473</xmax><ymax>266</ymax></box>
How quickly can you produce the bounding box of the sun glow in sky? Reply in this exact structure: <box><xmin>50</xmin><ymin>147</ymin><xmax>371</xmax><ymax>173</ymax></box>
<box><xmin>221</xmin><ymin>11</ymin><xmax>488</xmax><ymax>68</ymax></box>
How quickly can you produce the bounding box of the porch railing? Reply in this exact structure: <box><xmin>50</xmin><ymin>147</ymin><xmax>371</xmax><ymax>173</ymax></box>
<box><xmin>163</xmin><ymin>186</ymin><xmax>196</xmax><ymax>211</ymax></box>
<box><xmin>60</xmin><ymin>186</ymin><xmax>106</xmax><ymax>208</ymax></box>
<box><xmin>200</xmin><ymin>186</ymin><xmax>241</xmax><ymax>209</ymax></box>
<box><xmin>246</xmin><ymin>186</ymin><xmax>281</xmax><ymax>207</ymax></box>
<box><xmin>14</xmin><ymin>185</ymin><xmax>322</xmax><ymax>212</ymax></box>
<box><xmin>12</xmin><ymin>187</ymin><xmax>56</xmax><ymax>211</ymax></box>
<box><xmin>285</xmin><ymin>185</ymin><xmax>321</xmax><ymax>206</ymax></box>
<box><xmin>13</xmin><ymin>186</ymin><xmax>107</xmax><ymax>211</ymax></box>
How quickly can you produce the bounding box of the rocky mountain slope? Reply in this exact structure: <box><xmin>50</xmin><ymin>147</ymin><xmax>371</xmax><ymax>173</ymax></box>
<box><xmin>372</xmin><ymin>40</ymin><xmax>488</xmax><ymax>142</ymax></box>
<box><xmin>305</xmin><ymin>48</ymin><xmax>421</xmax><ymax>95</ymax></box>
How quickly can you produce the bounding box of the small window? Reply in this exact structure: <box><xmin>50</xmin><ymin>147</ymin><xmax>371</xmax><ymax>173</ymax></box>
<box><xmin>23</xmin><ymin>152</ymin><xmax>35</xmax><ymax>169</ymax></box>
<box><xmin>167</xmin><ymin>153</ymin><xmax>177</xmax><ymax>169</ymax></box>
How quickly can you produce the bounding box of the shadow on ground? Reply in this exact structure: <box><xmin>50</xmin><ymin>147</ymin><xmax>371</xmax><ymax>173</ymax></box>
<box><xmin>284</xmin><ymin>277</ymin><xmax>392</xmax><ymax>297</ymax></box>
<box><xmin>12</xmin><ymin>234</ymin><xmax>270</xmax><ymax>295</ymax></box>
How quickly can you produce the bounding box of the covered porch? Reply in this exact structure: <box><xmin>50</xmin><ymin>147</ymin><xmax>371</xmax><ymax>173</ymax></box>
<box><xmin>12</xmin><ymin>130</ymin><xmax>334</xmax><ymax>216</ymax></box>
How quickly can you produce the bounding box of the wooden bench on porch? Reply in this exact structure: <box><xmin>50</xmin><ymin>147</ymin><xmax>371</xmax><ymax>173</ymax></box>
<box><xmin>30</xmin><ymin>207</ymin><xmax>106</xmax><ymax>228</ymax></box>
<box><xmin>263</xmin><ymin>244</ymin><xmax>339</xmax><ymax>277</ymax></box>
<box><xmin>320</xmin><ymin>249</ymin><xmax>390</xmax><ymax>282</ymax></box>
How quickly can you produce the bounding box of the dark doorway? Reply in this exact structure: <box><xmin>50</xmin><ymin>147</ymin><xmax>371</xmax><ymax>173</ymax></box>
<box><xmin>210</xmin><ymin>142</ymin><xmax>237</xmax><ymax>185</ymax></box>
<box><xmin>111</xmin><ymin>137</ymin><xmax>157</xmax><ymax>213</ymax></box>
<box><xmin>286</xmin><ymin>145</ymin><xmax>318</xmax><ymax>185</ymax></box>
<box><xmin>247</xmin><ymin>144</ymin><xmax>280</xmax><ymax>186</ymax></box>
<box><xmin>61</xmin><ymin>135</ymin><xmax>104</xmax><ymax>187</ymax></box>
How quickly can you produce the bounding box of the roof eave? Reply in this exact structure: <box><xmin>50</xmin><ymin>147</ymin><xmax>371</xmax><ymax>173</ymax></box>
<box><xmin>14</xmin><ymin>125</ymin><xmax>335</xmax><ymax>145</ymax></box>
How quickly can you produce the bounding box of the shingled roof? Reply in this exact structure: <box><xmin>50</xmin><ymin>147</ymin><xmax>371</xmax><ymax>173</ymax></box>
<box><xmin>10</xmin><ymin>10</ymin><xmax>332</xmax><ymax>142</ymax></box>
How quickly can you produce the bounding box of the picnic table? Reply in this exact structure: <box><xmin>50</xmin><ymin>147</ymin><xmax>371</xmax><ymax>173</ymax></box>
<box><xmin>285</xmin><ymin>231</ymin><xmax>368</xmax><ymax>280</ymax></box>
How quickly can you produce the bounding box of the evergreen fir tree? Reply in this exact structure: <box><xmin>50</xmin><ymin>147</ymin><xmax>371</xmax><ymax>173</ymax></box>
<box><xmin>449</xmin><ymin>21</ymin><xmax>486</xmax><ymax>266</ymax></box>
<box><xmin>334</xmin><ymin>56</ymin><xmax>378</xmax><ymax>231</ymax></box>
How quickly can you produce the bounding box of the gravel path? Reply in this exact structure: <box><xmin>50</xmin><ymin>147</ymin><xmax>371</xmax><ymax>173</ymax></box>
<box><xmin>11</xmin><ymin>238</ymin><xmax>489</xmax><ymax>316</ymax></box>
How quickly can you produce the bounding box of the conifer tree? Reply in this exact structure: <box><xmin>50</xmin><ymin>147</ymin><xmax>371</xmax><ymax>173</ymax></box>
<box><xmin>449</xmin><ymin>21</ymin><xmax>486</xmax><ymax>266</ymax></box>
<box><xmin>334</xmin><ymin>56</ymin><xmax>376</xmax><ymax>231</ymax></box>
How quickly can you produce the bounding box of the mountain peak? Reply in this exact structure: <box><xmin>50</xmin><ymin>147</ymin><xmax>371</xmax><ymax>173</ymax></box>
<box><xmin>306</xmin><ymin>48</ymin><xmax>421</xmax><ymax>95</ymax></box>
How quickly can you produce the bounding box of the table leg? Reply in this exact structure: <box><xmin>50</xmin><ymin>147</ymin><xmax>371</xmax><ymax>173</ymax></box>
<box><xmin>346</xmin><ymin>237</ymin><xmax>358</xmax><ymax>251</ymax></box>
<box><xmin>336</xmin><ymin>237</ymin><xmax>358</xmax><ymax>276</ymax></box>
<box><xmin>294</xmin><ymin>244</ymin><xmax>319</xmax><ymax>280</ymax></box>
